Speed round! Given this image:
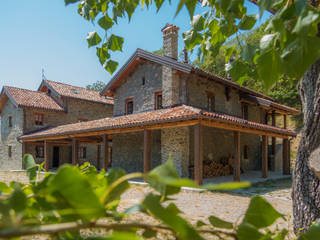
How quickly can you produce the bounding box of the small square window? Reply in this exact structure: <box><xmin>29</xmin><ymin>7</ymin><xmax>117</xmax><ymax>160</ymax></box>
<box><xmin>80</xmin><ymin>146</ymin><xmax>87</xmax><ymax>159</ymax></box>
<box><xmin>207</xmin><ymin>92</ymin><xmax>215</xmax><ymax>112</ymax></box>
<box><xmin>8</xmin><ymin>116</ymin><xmax>12</xmax><ymax>127</ymax></box>
<box><xmin>125</xmin><ymin>99</ymin><xmax>133</xmax><ymax>115</ymax></box>
<box><xmin>242</xmin><ymin>103</ymin><xmax>249</xmax><ymax>120</ymax></box>
<box><xmin>8</xmin><ymin>146</ymin><xmax>12</xmax><ymax>158</ymax></box>
<box><xmin>35</xmin><ymin>146</ymin><xmax>44</xmax><ymax>158</ymax></box>
<box><xmin>155</xmin><ymin>91</ymin><xmax>163</xmax><ymax>110</ymax></box>
<box><xmin>35</xmin><ymin>113</ymin><xmax>44</xmax><ymax>126</ymax></box>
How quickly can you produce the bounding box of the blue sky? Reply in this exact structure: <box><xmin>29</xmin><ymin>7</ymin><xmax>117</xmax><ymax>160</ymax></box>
<box><xmin>0</xmin><ymin>1</ymin><xmax>269</xmax><ymax>91</ymax></box>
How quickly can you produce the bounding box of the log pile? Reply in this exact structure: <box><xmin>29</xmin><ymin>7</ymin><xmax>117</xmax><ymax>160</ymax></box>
<box><xmin>203</xmin><ymin>156</ymin><xmax>234</xmax><ymax>178</ymax></box>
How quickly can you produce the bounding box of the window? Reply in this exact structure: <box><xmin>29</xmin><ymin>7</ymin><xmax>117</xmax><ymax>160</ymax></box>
<box><xmin>35</xmin><ymin>113</ymin><xmax>44</xmax><ymax>126</ymax></box>
<box><xmin>207</xmin><ymin>92</ymin><xmax>215</xmax><ymax>112</ymax></box>
<box><xmin>243</xmin><ymin>145</ymin><xmax>249</xmax><ymax>159</ymax></box>
<box><xmin>80</xmin><ymin>147</ymin><xmax>87</xmax><ymax>158</ymax></box>
<box><xmin>125</xmin><ymin>98</ymin><xmax>134</xmax><ymax>115</ymax></box>
<box><xmin>35</xmin><ymin>146</ymin><xmax>44</xmax><ymax>158</ymax></box>
<box><xmin>78</xmin><ymin>118</ymin><xmax>88</xmax><ymax>123</ymax></box>
<box><xmin>242</xmin><ymin>103</ymin><xmax>249</xmax><ymax>120</ymax></box>
<box><xmin>8</xmin><ymin>116</ymin><xmax>12</xmax><ymax>127</ymax></box>
<box><xmin>155</xmin><ymin>91</ymin><xmax>163</xmax><ymax>110</ymax></box>
<box><xmin>142</xmin><ymin>76</ymin><xmax>146</xmax><ymax>85</ymax></box>
<box><xmin>8</xmin><ymin>146</ymin><xmax>12</xmax><ymax>158</ymax></box>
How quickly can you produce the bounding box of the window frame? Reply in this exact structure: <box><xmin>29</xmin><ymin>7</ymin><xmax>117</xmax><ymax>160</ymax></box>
<box><xmin>154</xmin><ymin>90</ymin><xmax>163</xmax><ymax>110</ymax></box>
<box><xmin>125</xmin><ymin>98</ymin><xmax>134</xmax><ymax>115</ymax></box>
<box><xmin>35</xmin><ymin>146</ymin><xmax>44</xmax><ymax>158</ymax></box>
<box><xmin>241</xmin><ymin>103</ymin><xmax>249</xmax><ymax>120</ymax></box>
<box><xmin>34</xmin><ymin>113</ymin><xmax>44</xmax><ymax>126</ymax></box>
<box><xmin>8</xmin><ymin>146</ymin><xmax>12</xmax><ymax>158</ymax></box>
<box><xmin>206</xmin><ymin>92</ymin><xmax>215</xmax><ymax>112</ymax></box>
<box><xmin>8</xmin><ymin>116</ymin><xmax>12</xmax><ymax>128</ymax></box>
<box><xmin>80</xmin><ymin>146</ymin><xmax>87</xmax><ymax>159</ymax></box>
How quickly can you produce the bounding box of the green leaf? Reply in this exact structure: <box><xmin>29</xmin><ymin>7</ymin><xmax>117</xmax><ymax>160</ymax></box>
<box><xmin>192</xmin><ymin>15</ymin><xmax>205</xmax><ymax>31</ymax></box>
<box><xmin>103</xmin><ymin>60</ymin><xmax>119</xmax><ymax>74</ymax></box>
<box><xmin>298</xmin><ymin>223</ymin><xmax>320</xmax><ymax>240</ymax></box>
<box><xmin>48</xmin><ymin>165</ymin><xmax>105</xmax><ymax>221</ymax></box>
<box><xmin>142</xmin><ymin>193</ymin><xmax>204</xmax><ymax>240</ymax></box>
<box><xmin>0</xmin><ymin>182</ymin><xmax>11</xmax><ymax>194</ymax></box>
<box><xmin>242</xmin><ymin>196</ymin><xmax>283</xmax><ymax>229</ymax></box>
<box><xmin>183</xmin><ymin>30</ymin><xmax>203</xmax><ymax>51</ymax></box>
<box><xmin>142</xmin><ymin>229</ymin><xmax>157</xmax><ymax>238</ymax></box>
<box><xmin>238</xmin><ymin>14</ymin><xmax>257</xmax><ymax>30</ymax></box>
<box><xmin>292</xmin><ymin>8</ymin><xmax>320</xmax><ymax>36</ymax></box>
<box><xmin>23</xmin><ymin>154</ymin><xmax>38</xmax><ymax>182</ymax></box>
<box><xmin>104</xmin><ymin>168</ymin><xmax>130</xmax><ymax>204</ymax></box>
<box><xmin>176</xmin><ymin>0</ymin><xmax>197</xmax><ymax>19</ymax></box>
<box><xmin>106</xmin><ymin>34</ymin><xmax>124</xmax><ymax>52</ymax></box>
<box><xmin>237</xmin><ymin>223</ymin><xmax>264</xmax><ymax>240</ymax></box>
<box><xmin>258</xmin><ymin>0</ymin><xmax>273</xmax><ymax>17</ymax></box>
<box><xmin>240</xmin><ymin>44</ymin><xmax>257</xmax><ymax>63</ymax></box>
<box><xmin>226</xmin><ymin>59</ymin><xmax>249</xmax><ymax>84</ymax></box>
<box><xmin>196</xmin><ymin>220</ymin><xmax>206</xmax><ymax>227</ymax></box>
<box><xmin>9</xmin><ymin>187</ymin><xmax>27</xmax><ymax>213</ymax></box>
<box><xmin>154</xmin><ymin>0</ymin><xmax>165</xmax><ymax>11</ymax></box>
<box><xmin>208</xmin><ymin>216</ymin><xmax>233</xmax><ymax>229</ymax></box>
<box><xmin>98</xmin><ymin>15</ymin><xmax>114</xmax><ymax>30</ymax></box>
<box><xmin>274</xmin><ymin>229</ymin><xmax>288</xmax><ymax>240</ymax></box>
<box><xmin>86</xmin><ymin>31</ymin><xmax>102</xmax><ymax>48</ymax></box>
<box><xmin>65</xmin><ymin>0</ymin><xmax>80</xmax><ymax>5</ymax></box>
<box><xmin>96</xmin><ymin>46</ymin><xmax>110</xmax><ymax>65</ymax></box>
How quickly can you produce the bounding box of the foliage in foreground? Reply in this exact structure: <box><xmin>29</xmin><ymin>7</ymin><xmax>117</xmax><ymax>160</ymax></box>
<box><xmin>0</xmin><ymin>154</ymin><xmax>318</xmax><ymax>239</ymax></box>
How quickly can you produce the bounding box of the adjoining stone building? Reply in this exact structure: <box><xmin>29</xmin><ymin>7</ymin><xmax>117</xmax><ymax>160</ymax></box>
<box><xmin>0</xmin><ymin>80</ymin><xmax>113</xmax><ymax>170</ymax></box>
<box><xmin>19</xmin><ymin>24</ymin><xmax>299</xmax><ymax>184</ymax></box>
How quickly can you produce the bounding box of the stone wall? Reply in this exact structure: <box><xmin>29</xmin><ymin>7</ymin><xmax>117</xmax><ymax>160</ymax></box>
<box><xmin>161</xmin><ymin>127</ymin><xmax>190</xmax><ymax>177</ymax></box>
<box><xmin>111</xmin><ymin>130</ymin><xmax>161</xmax><ymax>173</ymax></box>
<box><xmin>24</xmin><ymin>98</ymin><xmax>113</xmax><ymax>133</ymax></box>
<box><xmin>113</xmin><ymin>62</ymin><xmax>162</xmax><ymax>116</ymax></box>
<box><xmin>0</xmin><ymin>101</ymin><xmax>23</xmax><ymax>170</ymax></box>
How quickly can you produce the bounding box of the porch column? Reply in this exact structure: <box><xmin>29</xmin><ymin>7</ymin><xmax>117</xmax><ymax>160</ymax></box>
<box><xmin>262</xmin><ymin>135</ymin><xmax>268</xmax><ymax>178</ymax></box>
<box><xmin>72</xmin><ymin>139</ymin><xmax>79</xmax><ymax>166</ymax></box>
<box><xmin>271</xmin><ymin>111</ymin><xmax>276</xmax><ymax>170</ymax></box>
<box><xmin>283</xmin><ymin>138</ymin><xmax>290</xmax><ymax>175</ymax></box>
<box><xmin>97</xmin><ymin>145</ymin><xmax>101</xmax><ymax>170</ymax></box>
<box><xmin>283</xmin><ymin>114</ymin><xmax>287</xmax><ymax>129</ymax></box>
<box><xmin>103</xmin><ymin>134</ymin><xmax>109</xmax><ymax>172</ymax></box>
<box><xmin>22</xmin><ymin>142</ymin><xmax>27</xmax><ymax>169</ymax></box>
<box><xmin>233</xmin><ymin>131</ymin><xmax>241</xmax><ymax>182</ymax></box>
<box><xmin>44</xmin><ymin>140</ymin><xmax>49</xmax><ymax>171</ymax></box>
<box><xmin>194</xmin><ymin>124</ymin><xmax>203</xmax><ymax>185</ymax></box>
<box><xmin>143</xmin><ymin>130</ymin><xmax>152</xmax><ymax>177</ymax></box>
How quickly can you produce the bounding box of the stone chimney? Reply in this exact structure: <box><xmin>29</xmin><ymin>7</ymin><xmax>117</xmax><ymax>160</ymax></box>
<box><xmin>161</xmin><ymin>24</ymin><xmax>180</xmax><ymax>108</ymax></box>
<box><xmin>162</xmin><ymin>24</ymin><xmax>179</xmax><ymax>60</ymax></box>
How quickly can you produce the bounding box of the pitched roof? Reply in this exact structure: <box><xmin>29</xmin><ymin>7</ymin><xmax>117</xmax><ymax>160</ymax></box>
<box><xmin>39</xmin><ymin>80</ymin><xmax>113</xmax><ymax>105</ymax></box>
<box><xmin>20</xmin><ymin>105</ymin><xmax>296</xmax><ymax>141</ymax></box>
<box><xmin>100</xmin><ymin>48</ymin><xmax>297</xmax><ymax>115</ymax></box>
<box><xmin>0</xmin><ymin>86</ymin><xmax>65</xmax><ymax>113</ymax></box>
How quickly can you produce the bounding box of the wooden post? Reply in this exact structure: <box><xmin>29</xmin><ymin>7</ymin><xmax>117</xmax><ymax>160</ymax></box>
<box><xmin>194</xmin><ymin>124</ymin><xmax>203</xmax><ymax>185</ymax></box>
<box><xmin>97</xmin><ymin>145</ymin><xmax>101</xmax><ymax>170</ymax></box>
<box><xmin>233</xmin><ymin>131</ymin><xmax>241</xmax><ymax>182</ymax></box>
<box><xmin>262</xmin><ymin>135</ymin><xmax>268</xmax><ymax>178</ymax></box>
<box><xmin>22</xmin><ymin>142</ymin><xmax>27</xmax><ymax>169</ymax></box>
<box><xmin>72</xmin><ymin>139</ymin><xmax>79</xmax><ymax>166</ymax></box>
<box><xmin>44</xmin><ymin>140</ymin><xmax>49</xmax><ymax>172</ymax></box>
<box><xmin>283</xmin><ymin>138</ymin><xmax>290</xmax><ymax>175</ymax></box>
<box><xmin>283</xmin><ymin>114</ymin><xmax>287</xmax><ymax>129</ymax></box>
<box><xmin>103</xmin><ymin>134</ymin><xmax>109</xmax><ymax>172</ymax></box>
<box><xmin>144</xmin><ymin>130</ymin><xmax>152</xmax><ymax>180</ymax></box>
<box><xmin>271</xmin><ymin>111</ymin><xmax>276</xmax><ymax>171</ymax></box>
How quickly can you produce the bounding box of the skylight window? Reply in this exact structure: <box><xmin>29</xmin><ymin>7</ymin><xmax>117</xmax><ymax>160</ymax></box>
<box><xmin>72</xmin><ymin>89</ymin><xmax>79</xmax><ymax>94</ymax></box>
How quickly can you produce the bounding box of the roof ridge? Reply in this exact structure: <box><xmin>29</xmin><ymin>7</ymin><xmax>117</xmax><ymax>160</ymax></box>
<box><xmin>4</xmin><ymin>86</ymin><xmax>48</xmax><ymax>95</ymax></box>
<box><xmin>45</xmin><ymin>79</ymin><xmax>103</xmax><ymax>93</ymax></box>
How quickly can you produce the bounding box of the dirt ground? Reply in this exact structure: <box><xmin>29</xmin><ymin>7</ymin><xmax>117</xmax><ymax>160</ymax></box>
<box><xmin>0</xmin><ymin>171</ymin><xmax>295</xmax><ymax>239</ymax></box>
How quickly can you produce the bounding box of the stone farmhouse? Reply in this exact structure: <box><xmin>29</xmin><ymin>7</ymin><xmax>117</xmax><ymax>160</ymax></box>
<box><xmin>0</xmin><ymin>80</ymin><xmax>113</xmax><ymax>170</ymax></box>
<box><xmin>5</xmin><ymin>24</ymin><xmax>299</xmax><ymax>184</ymax></box>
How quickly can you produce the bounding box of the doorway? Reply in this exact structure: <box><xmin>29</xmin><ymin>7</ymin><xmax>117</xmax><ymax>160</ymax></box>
<box><xmin>53</xmin><ymin>147</ymin><xmax>60</xmax><ymax>168</ymax></box>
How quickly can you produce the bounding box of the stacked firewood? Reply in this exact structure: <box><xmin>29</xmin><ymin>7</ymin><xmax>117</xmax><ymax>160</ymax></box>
<box><xmin>203</xmin><ymin>156</ymin><xmax>234</xmax><ymax>178</ymax></box>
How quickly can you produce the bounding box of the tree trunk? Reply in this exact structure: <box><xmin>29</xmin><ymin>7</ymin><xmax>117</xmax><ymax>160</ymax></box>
<box><xmin>292</xmin><ymin>59</ymin><xmax>320</xmax><ymax>232</ymax></box>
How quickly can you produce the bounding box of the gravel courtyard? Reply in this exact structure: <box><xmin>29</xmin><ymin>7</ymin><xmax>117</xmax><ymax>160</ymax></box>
<box><xmin>0</xmin><ymin>171</ymin><xmax>294</xmax><ymax>238</ymax></box>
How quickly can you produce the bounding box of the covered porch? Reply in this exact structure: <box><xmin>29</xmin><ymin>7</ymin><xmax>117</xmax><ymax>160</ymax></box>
<box><xmin>20</xmin><ymin>105</ymin><xmax>295</xmax><ymax>185</ymax></box>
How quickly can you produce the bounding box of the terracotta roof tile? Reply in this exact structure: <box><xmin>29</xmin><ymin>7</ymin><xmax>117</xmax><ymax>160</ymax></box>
<box><xmin>20</xmin><ymin>105</ymin><xmax>296</xmax><ymax>140</ymax></box>
<box><xmin>43</xmin><ymin>80</ymin><xmax>113</xmax><ymax>105</ymax></box>
<box><xmin>2</xmin><ymin>86</ymin><xmax>64</xmax><ymax>112</ymax></box>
